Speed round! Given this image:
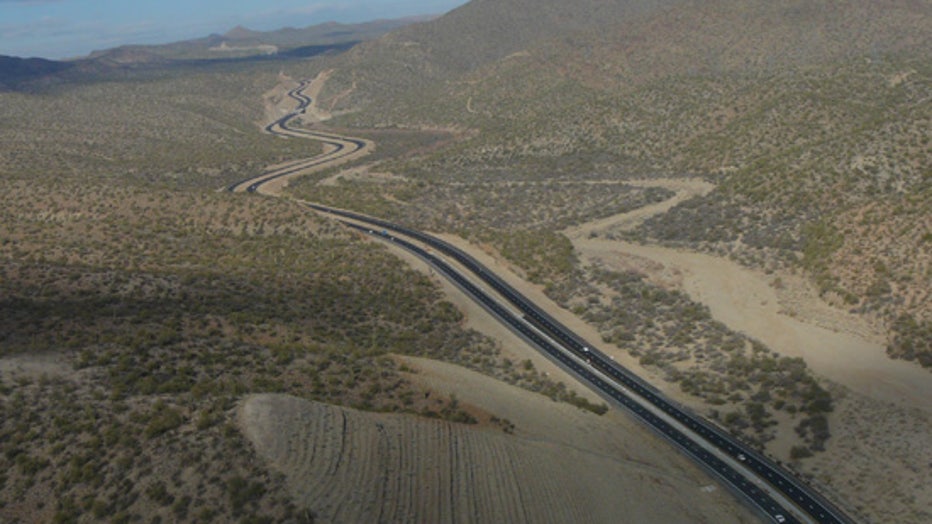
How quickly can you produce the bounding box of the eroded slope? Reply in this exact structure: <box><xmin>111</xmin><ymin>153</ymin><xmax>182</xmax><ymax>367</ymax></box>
<box><xmin>240</xmin><ymin>366</ymin><xmax>753</xmax><ymax>524</ymax></box>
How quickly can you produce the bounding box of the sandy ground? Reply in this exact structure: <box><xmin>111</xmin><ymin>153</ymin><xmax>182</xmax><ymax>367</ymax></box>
<box><xmin>565</xmin><ymin>178</ymin><xmax>716</xmax><ymax>237</ymax></box>
<box><xmin>559</xmin><ymin>174</ymin><xmax>930</xmax><ymax>413</ymax></box>
<box><xmin>573</xmin><ymin>238</ymin><xmax>932</xmax><ymax>412</ymax></box>
<box><xmin>260</xmin><ymin>74</ymin><xmax>300</xmax><ymax>128</ymax></box>
<box><xmin>317</xmin><ymin>165</ymin><xmax>408</xmax><ymax>186</ymax></box>
<box><xmin>0</xmin><ymin>352</ymin><xmax>73</xmax><ymax>382</ymax></box>
<box><xmin>805</xmin><ymin>389</ymin><xmax>932</xmax><ymax>524</ymax></box>
<box><xmin>296</xmin><ymin>69</ymin><xmax>334</xmax><ymax>122</ymax></box>
<box><xmin>239</xmin><ymin>362</ymin><xmax>756</xmax><ymax>523</ymax></box>
<box><xmin>558</xmin><ymin>178</ymin><xmax>932</xmax><ymax>522</ymax></box>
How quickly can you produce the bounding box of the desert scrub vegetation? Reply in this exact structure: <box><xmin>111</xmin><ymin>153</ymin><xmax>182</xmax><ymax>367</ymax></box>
<box><xmin>0</xmin><ymin>175</ymin><xmax>515</xmax><ymax>387</ymax></box>
<box><xmin>887</xmin><ymin>313</ymin><xmax>932</xmax><ymax>368</ymax></box>
<box><xmin>292</xmin><ymin>173</ymin><xmax>672</xmax><ymax>285</ymax></box>
<box><xmin>546</xmin><ymin>264</ymin><xmax>834</xmax><ymax>455</ymax></box>
<box><xmin>321</xmin><ymin>43</ymin><xmax>930</xmax><ymax>370</ymax></box>
<box><xmin>0</xmin><ymin>61</ymin><xmax>318</xmax><ymax>189</ymax></box>
<box><xmin>0</xmin><ymin>168</ymin><xmax>613</xmax><ymax>519</ymax></box>
<box><xmin>0</xmin><ymin>369</ymin><xmax>305</xmax><ymax>523</ymax></box>
<box><xmin>612</xmin><ymin>59</ymin><xmax>930</xmax><ymax>362</ymax></box>
<box><xmin>0</xmin><ymin>175</ymin><xmax>513</xmax><ymax>521</ymax></box>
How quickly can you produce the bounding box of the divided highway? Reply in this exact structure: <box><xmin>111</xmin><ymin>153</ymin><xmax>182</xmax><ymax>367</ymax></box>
<box><xmin>226</xmin><ymin>81</ymin><xmax>367</xmax><ymax>194</ymax></box>
<box><xmin>231</xmin><ymin>81</ymin><xmax>855</xmax><ymax>524</ymax></box>
<box><xmin>314</xmin><ymin>205</ymin><xmax>855</xmax><ymax>524</ymax></box>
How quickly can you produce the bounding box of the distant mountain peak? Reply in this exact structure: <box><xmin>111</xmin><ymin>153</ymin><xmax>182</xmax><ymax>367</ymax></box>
<box><xmin>225</xmin><ymin>25</ymin><xmax>259</xmax><ymax>40</ymax></box>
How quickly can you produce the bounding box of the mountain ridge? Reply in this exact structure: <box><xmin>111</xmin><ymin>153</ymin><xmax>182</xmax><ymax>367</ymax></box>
<box><xmin>309</xmin><ymin>0</ymin><xmax>930</xmax><ymax>373</ymax></box>
<box><xmin>319</xmin><ymin>0</ymin><xmax>930</xmax><ymax>117</ymax></box>
<box><xmin>0</xmin><ymin>15</ymin><xmax>431</xmax><ymax>89</ymax></box>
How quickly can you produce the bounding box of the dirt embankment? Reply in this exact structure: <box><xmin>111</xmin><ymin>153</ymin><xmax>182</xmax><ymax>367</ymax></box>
<box><xmin>239</xmin><ymin>359</ymin><xmax>755</xmax><ymax>524</ymax></box>
<box><xmin>244</xmin><ymin>71</ymin><xmax>374</xmax><ymax>196</ymax></box>
<box><xmin>402</xmin><ymin>176</ymin><xmax>930</xmax><ymax>523</ymax></box>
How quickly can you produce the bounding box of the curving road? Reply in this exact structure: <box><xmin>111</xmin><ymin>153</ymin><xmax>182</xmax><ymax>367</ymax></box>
<box><xmin>230</xmin><ymin>81</ymin><xmax>855</xmax><ymax>524</ymax></box>
<box><xmin>226</xmin><ymin>81</ymin><xmax>368</xmax><ymax>194</ymax></box>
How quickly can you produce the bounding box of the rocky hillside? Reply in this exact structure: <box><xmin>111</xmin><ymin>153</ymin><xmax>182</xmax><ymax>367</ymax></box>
<box><xmin>312</xmin><ymin>0</ymin><xmax>931</xmax><ymax>368</ymax></box>
<box><xmin>319</xmin><ymin>0</ymin><xmax>928</xmax><ymax>116</ymax></box>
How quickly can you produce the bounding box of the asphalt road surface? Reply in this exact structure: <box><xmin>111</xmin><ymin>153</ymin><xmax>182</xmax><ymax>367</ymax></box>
<box><xmin>230</xmin><ymin>81</ymin><xmax>855</xmax><ymax>524</ymax></box>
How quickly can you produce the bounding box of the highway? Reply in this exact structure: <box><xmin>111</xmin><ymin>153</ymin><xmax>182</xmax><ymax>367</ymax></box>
<box><xmin>230</xmin><ymin>81</ymin><xmax>855</xmax><ymax>524</ymax></box>
<box><xmin>225</xmin><ymin>81</ymin><xmax>367</xmax><ymax>194</ymax></box>
<box><xmin>313</xmin><ymin>205</ymin><xmax>858</xmax><ymax>524</ymax></box>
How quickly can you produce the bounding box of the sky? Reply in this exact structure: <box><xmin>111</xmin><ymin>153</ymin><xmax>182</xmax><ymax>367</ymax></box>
<box><xmin>0</xmin><ymin>0</ymin><xmax>467</xmax><ymax>60</ymax></box>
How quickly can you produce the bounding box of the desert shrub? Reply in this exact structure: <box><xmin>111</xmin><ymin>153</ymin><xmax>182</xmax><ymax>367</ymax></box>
<box><xmin>144</xmin><ymin>402</ymin><xmax>185</xmax><ymax>439</ymax></box>
<box><xmin>888</xmin><ymin>314</ymin><xmax>932</xmax><ymax>368</ymax></box>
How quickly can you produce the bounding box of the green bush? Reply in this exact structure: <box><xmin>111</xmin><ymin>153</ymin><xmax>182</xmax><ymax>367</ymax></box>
<box><xmin>790</xmin><ymin>445</ymin><xmax>814</xmax><ymax>460</ymax></box>
<box><xmin>144</xmin><ymin>402</ymin><xmax>185</xmax><ymax>439</ymax></box>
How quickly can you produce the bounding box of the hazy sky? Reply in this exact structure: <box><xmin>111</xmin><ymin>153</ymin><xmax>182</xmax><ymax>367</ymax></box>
<box><xmin>1</xmin><ymin>0</ymin><xmax>467</xmax><ymax>59</ymax></box>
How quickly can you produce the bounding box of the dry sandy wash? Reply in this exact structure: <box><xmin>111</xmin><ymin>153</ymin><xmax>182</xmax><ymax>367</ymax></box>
<box><xmin>566</xmin><ymin>178</ymin><xmax>931</xmax><ymax>413</ymax></box>
<box><xmin>560</xmin><ymin>178</ymin><xmax>932</xmax><ymax>522</ymax></box>
<box><xmin>239</xmin><ymin>358</ymin><xmax>756</xmax><ymax>524</ymax></box>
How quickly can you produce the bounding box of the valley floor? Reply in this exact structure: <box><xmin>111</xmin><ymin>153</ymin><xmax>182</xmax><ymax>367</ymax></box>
<box><xmin>247</xmin><ymin>75</ymin><xmax>931</xmax><ymax>523</ymax></box>
<box><xmin>560</xmin><ymin>180</ymin><xmax>932</xmax><ymax>523</ymax></box>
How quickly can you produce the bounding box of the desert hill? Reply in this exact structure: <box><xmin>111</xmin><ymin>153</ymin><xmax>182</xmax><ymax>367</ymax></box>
<box><xmin>87</xmin><ymin>17</ymin><xmax>431</xmax><ymax>63</ymax></box>
<box><xmin>321</xmin><ymin>0</ymin><xmax>928</xmax><ymax>113</ymax></box>
<box><xmin>311</xmin><ymin>0</ymin><xmax>930</xmax><ymax>368</ymax></box>
<box><xmin>0</xmin><ymin>55</ymin><xmax>74</xmax><ymax>89</ymax></box>
<box><xmin>0</xmin><ymin>1</ymin><xmax>929</xmax><ymax>522</ymax></box>
<box><xmin>0</xmin><ymin>16</ymin><xmax>428</xmax><ymax>90</ymax></box>
<box><xmin>240</xmin><ymin>360</ymin><xmax>753</xmax><ymax>523</ymax></box>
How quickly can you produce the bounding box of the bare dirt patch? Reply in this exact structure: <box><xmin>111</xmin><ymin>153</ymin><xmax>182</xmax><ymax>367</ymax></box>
<box><xmin>562</xmin><ymin>176</ymin><xmax>928</xmax><ymax>412</ymax></box>
<box><xmin>239</xmin><ymin>368</ymin><xmax>754</xmax><ymax>523</ymax></box>
<box><xmin>296</xmin><ymin>69</ymin><xmax>335</xmax><ymax>123</ymax></box>
<box><xmin>260</xmin><ymin>74</ymin><xmax>300</xmax><ymax>129</ymax></box>
<box><xmin>803</xmin><ymin>388</ymin><xmax>932</xmax><ymax>524</ymax></box>
<box><xmin>565</xmin><ymin>178</ymin><xmax>715</xmax><ymax>238</ymax></box>
<box><xmin>573</xmin><ymin>237</ymin><xmax>931</xmax><ymax>412</ymax></box>
<box><xmin>0</xmin><ymin>352</ymin><xmax>73</xmax><ymax>382</ymax></box>
<box><xmin>317</xmin><ymin>164</ymin><xmax>409</xmax><ymax>187</ymax></box>
<box><xmin>559</xmin><ymin>178</ymin><xmax>932</xmax><ymax>523</ymax></box>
